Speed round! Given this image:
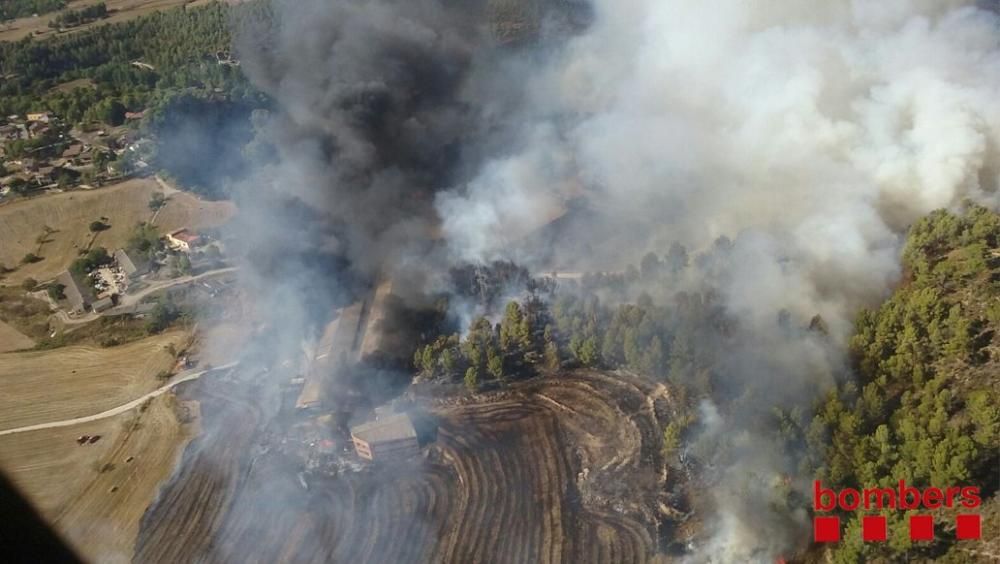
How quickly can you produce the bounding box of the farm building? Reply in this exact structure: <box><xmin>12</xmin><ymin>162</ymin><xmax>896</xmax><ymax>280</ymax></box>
<box><xmin>296</xmin><ymin>315</ymin><xmax>339</xmax><ymax>411</ymax></box>
<box><xmin>115</xmin><ymin>248</ymin><xmax>149</xmax><ymax>279</ymax></box>
<box><xmin>296</xmin><ymin>301</ymin><xmax>368</xmax><ymax>410</ymax></box>
<box><xmin>359</xmin><ymin>280</ymin><xmax>393</xmax><ymax>361</ymax></box>
<box><xmin>56</xmin><ymin>270</ymin><xmax>94</xmax><ymax>314</ymax></box>
<box><xmin>350</xmin><ymin>413</ymin><xmax>419</xmax><ymax>461</ymax></box>
<box><xmin>355</xmin><ymin>279</ymin><xmax>414</xmax><ymax>367</ymax></box>
<box><xmin>166</xmin><ymin>228</ymin><xmax>201</xmax><ymax>252</ymax></box>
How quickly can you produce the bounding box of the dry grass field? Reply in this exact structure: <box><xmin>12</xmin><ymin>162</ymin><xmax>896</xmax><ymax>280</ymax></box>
<box><xmin>0</xmin><ymin>319</ymin><xmax>35</xmax><ymax>352</ymax></box>
<box><xmin>0</xmin><ymin>395</ymin><xmax>195</xmax><ymax>562</ymax></box>
<box><xmin>0</xmin><ymin>285</ymin><xmax>52</xmax><ymax>342</ymax></box>
<box><xmin>0</xmin><ymin>178</ymin><xmax>234</xmax><ymax>285</ymax></box>
<box><xmin>0</xmin><ymin>0</ymin><xmax>199</xmax><ymax>42</ymax></box>
<box><xmin>0</xmin><ymin>330</ymin><xmax>189</xmax><ymax>430</ymax></box>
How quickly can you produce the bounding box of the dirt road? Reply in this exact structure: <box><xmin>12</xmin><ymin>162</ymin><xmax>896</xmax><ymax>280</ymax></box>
<box><xmin>55</xmin><ymin>267</ymin><xmax>238</xmax><ymax>326</ymax></box>
<box><xmin>0</xmin><ymin>362</ymin><xmax>237</xmax><ymax>436</ymax></box>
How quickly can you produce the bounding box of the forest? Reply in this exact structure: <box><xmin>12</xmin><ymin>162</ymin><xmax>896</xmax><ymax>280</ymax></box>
<box><xmin>0</xmin><ymin>0</ymin><xmax>66</xmax><ymax>22</ymax></box>
<box><xmin>0</xmin><ymin>2</ymin><xmax>260</xmax><ymax>123</ymax></box>
<box><xmin>47</xmin><ymin>2</ymin><xmax>107</xmax><ymax>29</ymax></box>
<box><xmin>803</xmin><ymin>205</ymin><xmax>999</xmax><ymax>562</ymax></box>
<box><xmin>414</xmin><ymin>243</ymin><xmax>745</xmax><ymax>398</ymax></box>
<box><xmin>413</xmin><ymin>205</ymin><xmax>1000</xmax><ymax>561</ymax></box>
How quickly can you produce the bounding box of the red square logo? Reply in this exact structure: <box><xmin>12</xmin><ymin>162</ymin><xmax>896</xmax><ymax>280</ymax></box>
<box><xmin>909</xmin><ymin>515</ymin><xmax>934</xmax><ymax>541</ymax></box>
<box><xmin>863</xmin><ymin>515</ymin><xmax>887</xmax><ymax>542</ymax></box>
<box><xmin>814</xmin><ymin>516</ymin><xmax>840</xmax><ymax>542</ymax></box>
<box><xmin>956</xmin><ymin>514</ymin><xmax>981</xmax><ymax>540</ymax></box>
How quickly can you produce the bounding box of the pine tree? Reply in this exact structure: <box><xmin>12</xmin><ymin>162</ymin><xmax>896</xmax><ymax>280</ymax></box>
<box><xmin>544</xmin><ymin>339</ymin><xmax>560</xmax><ymax>371</ymax></box>
<box><xmin>500</xmin><ymin>301</ymin><xmax>522</xmax><ymax>351</ymax></box>
<box><xmin>642</xmin><ymin>336</ymin><xmax>664</xmax><ymax>378</ymax></box>
<box><xmin>578</xmin><ymin>336</ymin><xmax>599</xmax><ymax>366</ymax></box>
<box><xmin>418</xmin><ymin>346</ymin><xmax>432</xmax><ymax>375</ymax></box>
<box><xmin>487</xmin><ymin>350</ymin><xmax>504</xmax><ymax>381</ymax></box>
<box><xmin>440</xmin><ymin>349</ymin><xmax>455</xmax><ymax>376</ymax></box>
<box><xmin>464</xmin><ymin>366</ymin><xmax>478</xmax><ymax>391</ymax></box>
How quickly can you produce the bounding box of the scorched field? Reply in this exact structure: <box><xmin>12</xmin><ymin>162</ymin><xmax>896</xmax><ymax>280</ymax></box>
<box><xmin>134</xmin><ymin>370</ymin><xmax>680</xmax><ymax>563</ymax></box>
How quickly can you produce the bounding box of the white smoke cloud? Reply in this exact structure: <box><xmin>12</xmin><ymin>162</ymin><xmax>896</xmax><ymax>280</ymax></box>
<box><xmin>439</xmin><ymin>0</ymin><xmax>1000</xmax><ymax>326</ymax></box>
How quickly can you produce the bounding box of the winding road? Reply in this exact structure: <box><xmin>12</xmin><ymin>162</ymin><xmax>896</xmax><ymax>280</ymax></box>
<box><xmin>0</xmin><ymin>361</ymin><xmax>238</xmax><ymax>436</ymax></box>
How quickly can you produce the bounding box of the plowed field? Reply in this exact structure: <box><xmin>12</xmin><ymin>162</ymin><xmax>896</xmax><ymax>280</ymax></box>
<box><xmin>135</xmin><ymin>370</ymin><xmax>675</xmax><ymax>563</ymax></box>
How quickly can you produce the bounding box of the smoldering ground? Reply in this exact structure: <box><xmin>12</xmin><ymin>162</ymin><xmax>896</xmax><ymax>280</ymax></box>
<box><xmin>166</xmin><ymin>0</ymin><xmax>1000</xmax><ymax>562</ymax></box>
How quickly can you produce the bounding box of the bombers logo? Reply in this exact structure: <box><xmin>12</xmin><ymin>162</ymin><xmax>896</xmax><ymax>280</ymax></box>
<box><xmin>812</xmin><ymin>480</ymin><xmax>982</xmax><ymax>542</ymax></box>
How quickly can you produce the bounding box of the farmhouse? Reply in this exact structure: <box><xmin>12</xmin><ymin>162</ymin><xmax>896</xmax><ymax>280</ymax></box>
<box><xmin>56</xmin><ymin>270</ymin><xmax>94</xmax><ymax>314</ymax></box>
<box><xmin>166</xmin><ymin>228</ymin><xmax>201</xmax><ymax>252</ymax></box>
<box><xmin>350</xmin><ymin>413</ymin><xmax>419</xmax><ymax>461</ymax></box>
<box><xmin>26</xmin><ymin>112</ymin><xmax>51</xmax><ymax>123</ymax></box>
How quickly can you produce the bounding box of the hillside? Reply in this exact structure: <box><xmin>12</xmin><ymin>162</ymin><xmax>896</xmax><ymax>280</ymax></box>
<box><xmin>0</xmin><ymin>178</ymin><xmax>233</xmax><ymax>284</ymax></box>
<box><xmin>806</xmin><ymin>203</ymin><xmax>1000</xmax><ymax>562</ymax></box>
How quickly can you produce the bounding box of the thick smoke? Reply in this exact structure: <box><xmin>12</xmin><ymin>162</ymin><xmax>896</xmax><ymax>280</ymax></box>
<box><xmin>232</xmin><ymin>0</ymin><xmax>523</xmax><ymax>283</ymax></box>
<box><xmin>441</xmin><ymin>0</ymin><xmax>1000</xmax><ymax>331</ymax></box>
<box><xmin>432</xmin><ymin>0</ymin><xmax>1000</xmax><ymax>560</ymax></box>
<box><xmin>218</xmin><ymin>0</ymin><xmax>1000</xmax><ymax>562</ymax></box>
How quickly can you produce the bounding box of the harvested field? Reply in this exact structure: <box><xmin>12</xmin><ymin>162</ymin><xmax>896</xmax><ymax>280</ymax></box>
<box><xmin>0</xmin><ymin>178</ymin><xmax>234</xmax><ymax>285</ymax></box>
<box><xmin>135</xmin><ymin>370</ymin><xmax>675</xmax><ymax>563</ymax></box>
<box><xmin>0</xmin><ymin>0</ymin><xmax>198</xmax><ymax>42</ymax></box>
<box><xmin>152</xmin><ymin>188</ymin><xmax>235</xmax><ymax>234</ymax></box>
<box><xmin>0</xmin><ymin>330</ymin><xmax>189</xmax><ymax>430</ymax></box>
<box><xmin>0</xmin><ymin>395</ymin><xmax>193</xmax><ymax>562</ymax></box>
<box><xmin>0</xmin><ymin>319</ymin><xmax>35</xmax><ymax>352</ymax></box>
<box><xmin>48</xmin><ymin>77</ymin><xmax>97</xmax><ymax>94</ymax></box>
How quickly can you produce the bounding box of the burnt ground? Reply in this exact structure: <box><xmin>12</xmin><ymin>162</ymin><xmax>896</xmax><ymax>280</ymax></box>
<box><xmin>134</xmin><ymin>369</ymin><xmax>684</xmax><ymax>563</ymax></box>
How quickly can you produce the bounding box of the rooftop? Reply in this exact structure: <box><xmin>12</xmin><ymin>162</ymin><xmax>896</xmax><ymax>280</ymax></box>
<box><xmin>351</xmin><ymin>413</ymin><xmax>416</xmax><ymax>444</ymax></box>
<box><xmin>114</xmin><ymin>248</ymin><xmax>147</xmax><ymax>275</ymax></box>
<box><xmin>61</xmin><ymin>144</ymin><xmax>84</xmax><ymax>158</ymax></box>
<box><xmin>56</xmin><ymin>270</ymin><xmax>93</xmax><ymax>311</ymax></box>
<box><xmin>170</xmin><ymin>229</ymin><xmax>200</xmax><ymax>244</ymax></box>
